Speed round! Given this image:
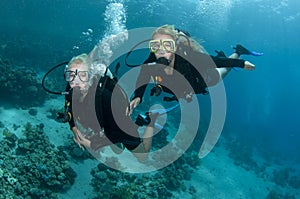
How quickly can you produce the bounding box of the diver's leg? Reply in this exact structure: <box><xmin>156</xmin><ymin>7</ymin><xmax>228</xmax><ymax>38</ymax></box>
<box><xmin>131</xmin><ymin>142</ymin><xmax>148</xmax><ymax>161</ymax></box>
<box><xmin>130</xmin><ymin>126</ymin><xmax>154</xmax><ymax>153</ymax></box>
<box><xmin>216</xmin><ymin>44</ymin><xmax>260</xmax><ymax>80</ymax></box>
<box><xmin>229</xmin><ymin>52</ymin><xmax>239</xmax><ymax>59</ymax></box>
<box><xmin>216</xmin><ymin>49</ymin><xmax>241</xmax><ymax>80</ymax></box>
<box><xmin>130</xmin><ymin>126</ymin><xmax>154</xmax><ymax>161</ymax></box>
<box><xmin>142</xmin><ymin>126</ymin><xmax>154</xmax><ymax>152</ymax></box>
<box><xmin>216</xmin><ymin>65</ymin><xmax>232</xmax><ymax>80</ymax></box>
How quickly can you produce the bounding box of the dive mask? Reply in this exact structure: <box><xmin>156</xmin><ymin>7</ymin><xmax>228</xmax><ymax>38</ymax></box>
<box><xmin>149</xmin><ymin>39</ymin><xmax>176</xmax><ymax>53</ymax></box>
<box><xmin>64</xmin><ymin>69</ymin><xmax>89</xmax><ymax>82</ymax></box>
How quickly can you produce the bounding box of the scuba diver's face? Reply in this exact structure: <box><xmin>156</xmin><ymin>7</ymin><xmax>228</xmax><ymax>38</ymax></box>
<box><xmin>66</xmin><ymin>63</ymin><xmax>90</xmax><ymax>96</ymax></box>
<box><xmin>151</xmin><ymin>33</ymin><xmax>176</xmax><ymax>62</ymax></box>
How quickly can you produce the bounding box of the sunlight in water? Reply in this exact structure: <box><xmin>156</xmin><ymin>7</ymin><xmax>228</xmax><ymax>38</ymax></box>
<box><xmin>195</xmin><ymin>0</ymin><xmax>233</xmax><ymax>31</ymax></box>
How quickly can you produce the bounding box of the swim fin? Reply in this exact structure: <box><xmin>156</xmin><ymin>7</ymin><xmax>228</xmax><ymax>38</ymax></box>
<box><xmin>215</xmin><ymin>50</ymin><xmax>227</xmax><ymax>58</ymax></box>
<box><xmin>233</xmin><ymin>44</ymin><xmax>263</xmax><ymax>56</ymax></box>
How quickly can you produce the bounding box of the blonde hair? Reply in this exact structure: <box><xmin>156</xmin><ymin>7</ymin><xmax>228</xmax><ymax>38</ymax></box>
<box><xmin>67</xmin><ymin>53</ymin><xmax>112</xmax><ymax>85</ymax></box>
<box><xmin>152</xmin><ymin>24</ymin><xmax>177</xmax><ymax>40</ymax></box>
<box><xmin>68</xmin><ymin>53</ymin><xmax>91</xmax><ymax>68</ymax></box>
<box><xmin>67</xmin><ymin>53</ymin><xmax>95</xmax><ymax>86</ymax></box>
<box><xmin>152</xmin><ymin>24</ymin><xmax>206</xmax><ymax>53</ymax></box>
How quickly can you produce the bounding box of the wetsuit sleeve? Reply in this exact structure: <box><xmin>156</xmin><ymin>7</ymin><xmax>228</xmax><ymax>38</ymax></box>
<box><xmin>64</xmin><ymin>86</ymin><xmax>75</xmax><ymax>130</ymax></box>
<box><xmin>211</xmin><ymin>56</ymin><xmax>245</xmax><ymax>68</ymax></box>
<box><xmin>131</xmin><ymin>53</ymin><xmax>156</xmax><ymax>102</ymax></box>
<box><xmin>66</xmin><ymin>100</ymin><xmax>75</xmax><ymax>130</ymax></box>
<box><xmin>132</xmin><ymin>65</ymin><xmax>151</xmax><ymax>102</ymax></box>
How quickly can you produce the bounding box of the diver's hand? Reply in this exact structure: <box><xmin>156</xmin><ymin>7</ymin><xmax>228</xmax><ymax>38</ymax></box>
<box><xmin>126</xmin><ymin>97</ymin><xmax>141</xmax><ymax>116</ymax></box>
<box><xmin>71</xmin><ymin>127</ymin><xmax>85</xmax><ymax>150</ymax></box>
<box><xmin>244</xmin><ymin>61</ymin><xmax>255</xmax><ymax>70</ymax></box>
<box><xmin>76</xmin><ymin>131</ymin><xmax>91</xmax><ymax>149</ymax></box>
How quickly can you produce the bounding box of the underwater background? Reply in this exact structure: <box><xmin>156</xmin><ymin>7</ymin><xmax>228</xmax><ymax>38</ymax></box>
<box><xmin>0</xmin><ymin>0</ymin><xmax>299</xmax><ymax>198</ymax></box>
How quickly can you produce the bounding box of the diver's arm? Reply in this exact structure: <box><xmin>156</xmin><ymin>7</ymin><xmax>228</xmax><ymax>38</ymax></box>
<box><xmin>127</xmin><ymin>97</ymin><xmax>141</xmax><ymax>116</ymax></box>
<box><xmin>64</xmin><ymin>88</ymin><xmax>86</xmax><ymax>149</ymax></box>
<box><xmin>71</xmin><ymin>127</ymin><xmax>88</xmax><ymax>150</ymax></box>
<box><xmin>131</xmin><ymin>53</ymin><xmax>157</xmax><ymax>101</ymax></box>
<box><xmin>67</xmin><ymin>111</ymin><xmax>75</xmax><ymax>130</ymax></box>
<box><xmin>127</xmin><ymin>85</ymin><xmax>145</xmax><ymax>116</ymax></box>
<box><xmin>61</xmin><ymin>84</ymin><xmax>75</xmax><ymax>129</ymax></box>
<box><xmin>132</xmin><ymin>85</ymin><xmax>147</xmax><ymax>101</ymax></box>
<box><xmin>65</xmin><ymin>92</ymin><xmax>75</xmax><ymax>130</ymax></box>
<box><xmin>65</xmin><ymin>97</ymin><xmax>85</xmax><ymax>149</ymax></box>
<box><xmin>127</xmin><ymin>65</ymin><xmax>151</xmax><ymax>115</ymax></box>
<box><xmin>128</xmin><ymin>85</ymin><xmax>146</xmax><ymax>116</ymax></box>
<box><xmin>131</xmin><ymin>65</ymin><xmax>152</xmax><ymax>102</ymax></box>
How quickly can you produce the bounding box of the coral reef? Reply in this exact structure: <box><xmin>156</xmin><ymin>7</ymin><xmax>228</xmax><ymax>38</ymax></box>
<box><xmin>57</xmin><ymin>135</ymin><xmax>93</xmax><ymax>160</ymax></box>
<box><xmin>222</xmin><ymin>129</ymin><xmax>300</xmax><ymax>196</ymax></box>
<box><xmin>222</xmin><ymin>131</ymin><xmax>274</xmax><ymax>182</ymax></box>
<box><xmin>28</xmin><ymin>108</ymin><xmax>38</xmax><ymax>116</ymax></box>
<box><xmin>272</xmin><ymin>167</ymin><xmax>291</xmax><ymax>187</ymax></box>
<box><xmin>272</xmin><ymin>167</ymin><xmax>300</xmax><ymax>189</ymax></box>
<box><xmin>83</xmin><ymin>118</ymin><xmax>203</xmax><ymax>198</ymax></box>
<box><xmin>265</xmin><ymin>190</ymin><xmax>296</xmax><ymax>199</ymax></box>
<box><xmin>0</xmin><ymin>56</ymin><xmax>48</xmax><ymax>107</ymax></box>
<box><xmin>90</xmin><ymin>150</ymin><xmax>201</xmax><ymax>198</ymax></box>
<box><xmin>0</xmin><ymin>123</ymin><xmax>76</xmax><ymax>198</ymax></box>
<box><xmin>288</xmin><ymin>175</ymin><xmax>300</xmax><ymax>189</ymax></box>
<box><xmin>226</xmin><ymin>137</ymin><xmax>261</xmax><ymax>173</ymax></box>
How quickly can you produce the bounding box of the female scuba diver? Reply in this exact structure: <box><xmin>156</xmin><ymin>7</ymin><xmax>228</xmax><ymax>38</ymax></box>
<box><xmin>126</xmin><ymin>24</ymin><xmax>262</xmax><ymax>152</ymax></box>
<box><xmin>63</xmin><ymin>53</ymin><xmax>149</xmax><ymax>161</ymax></box>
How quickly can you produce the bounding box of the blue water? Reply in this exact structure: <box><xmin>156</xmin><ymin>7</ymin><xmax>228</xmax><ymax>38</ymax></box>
<box><xmin>1</xmin><ymin>0</ymin><xmax>300</xmax><ymax>197</ymax></box>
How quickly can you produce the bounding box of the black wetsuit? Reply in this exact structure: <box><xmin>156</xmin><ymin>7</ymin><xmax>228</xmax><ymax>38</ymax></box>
<box><xmin>133</xmin><ymin>51</ymin><xmax>245</xmax><ymax>101</ymax></box>
<box><xmin>65</xmin><ymin>76</ymin><xmax>141</xmax><ymax>151</ymax></box>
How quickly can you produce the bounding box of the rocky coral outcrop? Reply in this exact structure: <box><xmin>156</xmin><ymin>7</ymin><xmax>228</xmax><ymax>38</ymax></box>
<box><xmin>90</xmin><ymin>149</ymin><xmax>201</xmax><ymax>198</ymax></box>
<box><xmin>0</xmin><ymin>123</ymin><xmax>77</xmax><ymax>198</ymax></box>
<box><xmin>0</xmin><ymin>56</ymin><xmax>48</xmax><ymax>107</ymax></box>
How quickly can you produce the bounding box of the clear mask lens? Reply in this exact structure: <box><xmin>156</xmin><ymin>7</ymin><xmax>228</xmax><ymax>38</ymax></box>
<box><xmin>65</xmin><ymin>70</ymin><xmax>89</xmax><ymax>82</ymax></box>
<box><xmin>149</xmin><ymin>39</ymin><xmax>175</xmax><ymax>53</ymax></box>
